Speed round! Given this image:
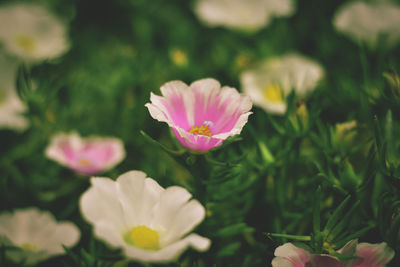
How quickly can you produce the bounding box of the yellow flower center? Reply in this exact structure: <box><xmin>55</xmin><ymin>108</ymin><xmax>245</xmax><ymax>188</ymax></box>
<box><xmin>78</xmin><ymin>159</ymin><xmax>92</xmax><ymax>167</ymax></box>
<box><xmin>20</xmin><ymin>242</ymin><xmax>39</xmax><ymax>251</ymax></box>
<box><xmin>170</xmin><ymin>49</ymin><xmax>188</xmax><ymax>66</ymax></box>
<box><xmin>189</xmin><ymin>124</ymin><xmax>212</xmax><ymax>137</ymax></box>
<box><xmin>14</xmin><ymin>35</ymin><xmax>36</xmax><ymax>54</ymax></box>
<box><xmin>263</xmin><ymin>84</ymin><xmax>283</xmax><ymax>103</ymax></box>
<box><xmin>128</xmin><ymin>225</ymin><xmax>159</xmax><ymax>250</ymax></box>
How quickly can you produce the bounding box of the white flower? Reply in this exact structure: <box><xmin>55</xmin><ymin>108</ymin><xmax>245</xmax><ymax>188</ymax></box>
<box><xmin>333</xmin><ymin>1</ymin><xmax>400</xmax><ymax>49</ymax></box>
<box><xmin>0</xmin><ymin>53</ymin><xmax>29</xmax><ymax>131</ymax></box>
<box><xmin>0</xmin><ymin>3</ymin><xmax>70</xmax><ymax>61</ymax></box>
<box><xmin>45</xmin><ymin>132</ymin><xmax>126</xmax><ymax>175</ymax></box>
<box><xmin>80</xmin><ymin>170</ymin><xmax>211</xmax><ymax>263</ymax></box>
<box><xmin>194</xmin><ymin>0</ymin><xmax>295</xmax><ymax>31</ymax></box>
<box><xmin>240</xmin><ymin>53</ymin><xmax>324</xmax><ymax>114</ymax></box>
<box><xmin>0</xmin><ymin>208</ymin><xmax>80</xmax><ymax>265</ymax></box>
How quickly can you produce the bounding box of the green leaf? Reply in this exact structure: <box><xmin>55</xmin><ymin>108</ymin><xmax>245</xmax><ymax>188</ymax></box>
<box><xmin>323</xmin><ymin>195</ymin><xmax>351</xmax><ymax>235</ymax></box>
<box><xmin>214</xmin><ymin>223</ymin><xmax>254</xmax><ymax>237</ymax></box>
<box><xmin>313</xmin><ymin>186</ymin><xmax>322</xmax><ymax>235</ymax></box>
<box><xmin>216</xmin><ymin>242</ymin><xmax>241</xmax><ymax>257</ymax></box>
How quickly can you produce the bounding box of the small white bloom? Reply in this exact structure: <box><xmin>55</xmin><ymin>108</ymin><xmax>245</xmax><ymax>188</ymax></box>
<box><xmin>333</xmin><ymin>1</ymin><xmax>400</xmax><ymax>49</ymax></box>
<box><xmin>0</xmin><ymin>53</ymin><xmax>29</xmax><ymax>131</ymax></box>
<box><xmin>0</xmin><ymin>3</ymin><xmax>70</xmax><ymax>61</ymax></box>
<box><xmin>80</xmin><ymin>170</ymin><xmax>211</xmax><ymax>263</ymax></box>
<box><xmin>194</xmin><ymin>0</ymin><xmax>295</xmax><ymax>31</ymax></box>
<box><xmin>240</xmin><ymin>53</ymin><xmax>324</xmax><ymax>115</ymax></box>
<box><xmin>0</xmin><ymin>208</ymin><xmax>80</xmax><ymax>265</ymax></box>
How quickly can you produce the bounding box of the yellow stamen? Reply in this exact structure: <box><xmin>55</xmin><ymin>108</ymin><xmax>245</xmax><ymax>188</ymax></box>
<box><xmin>263</xmin><ymin>84</ymin><xmax>283</xmax><ymax>103</ymax></box>
<box><xmin>128</xmin><ymin>225</ymin><xmax>159</xmax><ymax>250</ymax></box>
<box><xmin>189</xmin><ymin>124</ymin><xmax>212</xmax><ymax>137</ymax></box>
<box><xmin>20</xmin><ymin>243</ymin><xmax>39</xmax><ymax>251</ymax></box>
<box><xmin>14</xmin><ymin>35</ymin><xmax>36</xmax><ymax>54</ymax></box>
<box><xmin>78</xmin><ymin>159</ymin><xmax>92</xmax><ymax>167</ymax></box>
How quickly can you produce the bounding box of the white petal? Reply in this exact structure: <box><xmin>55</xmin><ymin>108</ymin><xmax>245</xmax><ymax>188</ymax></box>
<box><xmin>80</xmin><ymin>177</ymin><xmax>128</xmax><ymax>231</ymax></box>
<box><xmin>116</xmin><ymin>171</ymin><xmax>164</xmax><ymax>226</ymax></box>
<box><xmin>271</xmin><ymin>257</ymin><xmax>294</xmax><ymax>267</ymax></box>
<box><xmin>38</xmin><ymin>222</ymin><xmax>80</xmax><ymax>254</ymax></box>
<box><xmin>151</xmin><ymin>186</ymin><xmax>193</xmax><ymax>244</ymax></box>
<box><xmin>163</xmin><ymin>200</ymin><xmax>206</xmax><ymax>244</ymax></box>
<box><xmin>274</xmin><ymin>243</ymin><xmax>311</xmax><ymax>265</ymax></box>
<box><xmin>122</xmin><ymin>233</ymin><xmax>210</xmax><ymax>263</ymax></box>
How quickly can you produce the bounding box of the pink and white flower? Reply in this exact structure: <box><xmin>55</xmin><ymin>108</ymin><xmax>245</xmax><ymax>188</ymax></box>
<box><xmin>45</xmin><ymin>132</ymin><xmax>125</xmax><ymax>175</ymax></box>
<box><xmin>145</xmin><ymin>78</ymin><xmax>252</xmax><ymax>152</ymax></box>
<box><xmin>272</xmin><ymin>240</ymin><xmax>395</xmax><ymax>267</ymax></box>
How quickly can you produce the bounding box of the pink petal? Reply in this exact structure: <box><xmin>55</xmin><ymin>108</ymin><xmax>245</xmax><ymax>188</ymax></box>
<box><xmin>272</xmin><ymin>243</ymin><xmax>311</xmax><ymax>267</ymax></box>
<box><xmin>45</xmin><ymin>133</ymin><xmax>125</xmax><ymax>175</ymax></box>
<box><xmin>146</xmin><ymin>78</ymin><xmax>252</xmax><ymax>152</ymax></box>
<box><xmin>352</xmin><ymin>243</ymin><xmax>395</xmax><ymax>267</ymax></box>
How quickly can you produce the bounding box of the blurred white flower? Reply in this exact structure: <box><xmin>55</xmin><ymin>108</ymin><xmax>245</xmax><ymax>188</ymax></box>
<box><xmin>0</xmin><ymin>207</ymin><xmax>80</xmax><ymax>265</ymax></box>
<box><xmin>0</xmin><ymin>53</ymin><xmax>29</xmax><ymax>131</ymax></box>
<box><xmin>0</xmin><ymin>3</ymin><xmax>70</xmax><ymax>61</ymax></box>
<box><xmin>194</xmin><ymin>0</ymin><xmax>295</xmax><ymax>31</ymax></box>
<box><xmin>240</xmin><ymin>53</ymin><xmax>324</xmax><ymax>114</ymax></box>
<box><xmin>45</xmin><ymin>132</ymin><xmax>126</xmax><ymax>175</ymax></box>
<box><xmin>80</xmin><ymin>170</ymin><xmax>210</xmax><ymax>263</ymax></box>
<box><xmin>333</xmin><ymin>1</ymin><xmax>400</xmax><ymax>49</ymax></box>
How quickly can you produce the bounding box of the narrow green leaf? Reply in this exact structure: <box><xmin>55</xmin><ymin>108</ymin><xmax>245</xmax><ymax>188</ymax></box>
<box><xmin>266</xmin><ymin>233</ymin><xmax>311</xmax><ymax>241</ymax></box>
<box><xmin>323</xmin><ymin>195</ymin><xmax>351</xmax><ymax>234</ymax></box>
<box><xmin>328</xmin><ymin>200</ymin><xmax>360</xmax><ymax>242</ymax></box>
<box><xmin>313</xmin><ymin>186</ymin><xmax>322</xmax><ymax>235</ymax></box>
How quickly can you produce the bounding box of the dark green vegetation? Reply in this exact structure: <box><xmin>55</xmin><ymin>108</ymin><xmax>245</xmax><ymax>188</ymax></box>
<box><xmin>1</xmin><ymin>0</ymin><xmax>400</xmax><ymax>266</ymax></box>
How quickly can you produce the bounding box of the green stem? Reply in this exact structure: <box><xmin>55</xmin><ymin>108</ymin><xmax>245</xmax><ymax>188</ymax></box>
<box><xmin>266</xmin><ymin>233</ymin><xmax>311</xmax><ymax>241</ymax></box>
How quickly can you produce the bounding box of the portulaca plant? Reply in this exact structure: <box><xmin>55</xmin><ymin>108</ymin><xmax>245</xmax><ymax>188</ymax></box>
<box><xmin>240</xmin><ymin>53</ymin><xmax>324</xmax><ymax>115</ymax></box>
<box><xmin>146</xmin><ymin>78</ymin><xmax>252</xmax><ymax>152</ymax></box>
<box><xmin>79</xmin><ymin>170</ymin><xmax>210</xmax><ymax>263</ymax></box>
<box><xmin>333</xmin><ymin>1</ymin><xmax>400</xmax><ymax>50</ymax></box>
<box><xmin>0</xmin><ymin>208</ymin><xmax>80</xmax><ymax>265</ymax></box>
<box><xmin>45</xmin><ymin>132</ymin><xmax>126</xmax><ymax>175</ymax></box>
<box><xmin>0</xmin><ymin>3</ymin><xmax>70</xmax><ymax>61</ymax></box>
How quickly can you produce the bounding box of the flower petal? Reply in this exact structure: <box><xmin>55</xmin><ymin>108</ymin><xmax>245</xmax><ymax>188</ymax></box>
<box><xmin>162</xmin><ymin>199</ymin><xmax>206</xmax><ymax>245</ymax></box>
<box><xmin>80</xmin><ymin>177</ymin><xmax>128</xmax><ymax>232</ymax></box>
<box><xmin>353</xmin><ymin>242</ymin><xmax>395</xmax><ymax>267</ymax></box>
<box><xmin>272</xmin><ymin>243</ymin><xmax>311</xmax><ymax>267</ymax></box>
<box><xmin>123</xmin><ymin>233</ymin><xmax>210</xmax><ymax>263</ymax></box>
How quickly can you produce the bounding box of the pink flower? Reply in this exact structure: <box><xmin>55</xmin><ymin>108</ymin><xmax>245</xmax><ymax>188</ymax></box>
<box><xmin>145</xmin><ymin>78</ymin><xmax>252</xmax><ymax>152</ymax></box>
<box><xmin>272</xmin><ymin>240</ymin><xmax>394</xmax><ymax>267</ymax></box>
<box><xmin>45</xmin><ymin>132</ymin><xmax>125</xmax><ymax>175</ymax></box>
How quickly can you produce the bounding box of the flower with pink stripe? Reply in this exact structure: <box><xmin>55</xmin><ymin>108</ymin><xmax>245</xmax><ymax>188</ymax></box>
<box><xmin>146</xmin><ymin>78</ymin><xmax>252</xmax><ymax>152</ymax></box>
<box><xmin>45</xmin><ymin>132</ymin><xmax>125</xmax><ymax>175</ymax></box>
<box><xmin>272</xmin><ymin>240</ymin><xmax>395</xmax><ymax>267</ymax></box>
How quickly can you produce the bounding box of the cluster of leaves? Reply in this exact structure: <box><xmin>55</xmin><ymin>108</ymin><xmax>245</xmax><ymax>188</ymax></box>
<box><xmin>1</xmin><ymin>0</ymin><xmax>400</xmax><ymax>266</ymax></box>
